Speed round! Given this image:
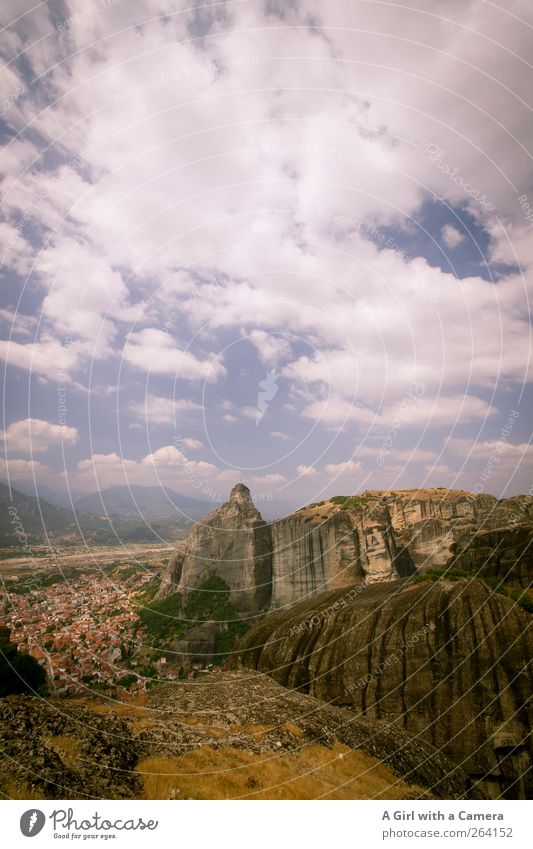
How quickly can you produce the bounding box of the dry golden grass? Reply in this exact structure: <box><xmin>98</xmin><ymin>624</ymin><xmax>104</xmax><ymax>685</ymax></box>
<box><xmin>42</xmin><ymin>735</ymin><xmax>82</xmax><ymax>771</ymax></box>
<box><xmin>136</xmin><ymin>742</ymin><xmax>426</xmax><ymax>800</ymax></box>
<box><xmin>233</xmin><ymin>723</ymin><xmax>274</xmax><ymax>738</ymax></box>
<box><xmin>71</xmin><ymin>694</ymin><xmax>150</xmax><ymax>717</ymax></box>
<box><xmin>0</xmin><ymin>773</ymin><xmax>40</xmax><ymax>800</ymax></box>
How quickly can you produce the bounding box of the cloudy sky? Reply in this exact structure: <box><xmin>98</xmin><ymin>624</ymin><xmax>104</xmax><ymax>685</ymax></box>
<box><xmin>1</xmin><ymin>0</ymin><xmax>532</xmax><ymax>511</ymax></box>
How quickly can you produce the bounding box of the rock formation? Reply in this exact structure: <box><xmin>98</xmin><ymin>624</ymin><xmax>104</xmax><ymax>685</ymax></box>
<box><xmin>269</xmin><ymin>499</ymin><xmax>414</xmax><ymax>609</ymax></box>
<box><xmin>166</xmin><ymin>621</ymin><xmax>220</xmax><ymax>667</ymax></box>
<box><xmin>160</xmin><ymin>483</ymin><xmax>272</xmax><ymax>614</ymax></box>
<box><xmin>449</xmin><ymin>526</ymin><xmax>533</xmax><ymax>588</ymax></box>
<box><xmin>162</xmin><ymin>485</ymin><xmax>533</xmax><ymax>613</ymax></box>
<box><xmin>236</xmin><ymin>578</ymin><xmax>533</xmax><ymax>799</ymax></box>
<box><xmin>384</xmin><ymin>489</ymin><xmax>533</xmax><ymax>570</ymax></box>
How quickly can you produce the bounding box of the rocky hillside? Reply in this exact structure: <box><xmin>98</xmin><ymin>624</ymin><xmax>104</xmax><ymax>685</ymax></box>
<box><xmin>0</xmin><ymin>670</ymin><xmax>473</xmax><ymax>800</ymax></box>
<box><xmin>236</xmin><ymin>578</ymin><xmax>532</xmax><ymax>799</ymax></box>
<box><xmin>162</xmin><ymin>484</ymin><xmax>533</xmax><ymax>613</ymax></box>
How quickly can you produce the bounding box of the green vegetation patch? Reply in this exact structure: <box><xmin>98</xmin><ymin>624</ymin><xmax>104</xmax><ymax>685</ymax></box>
<box><xmin>413</xmin><ymin>568</ymin><xmax>533</xmax><ymax>614</ymax></box>
<box><xmin>330</xmin><ymin>494</ymin><xmax>373</xmax><ymax>510</ymax></box>
<box><xmin>138</xmin><ymin>575</ymin><xmax>249</xmax><ymax>662</ymax></box>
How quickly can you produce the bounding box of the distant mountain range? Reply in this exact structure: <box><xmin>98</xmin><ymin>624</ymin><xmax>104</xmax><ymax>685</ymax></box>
<box><xmin>74</xmin><ymin>485</ymin><xmax>216</xmax><ymax>520</ymax></box>
<box><xmin>0</xmin><ymin>482</ymin><xmax>187</xmax><ymax>548</ymax></box>
<box><xmin>0</xmin><ymin>480</ymin><xmax>299</xmax><ymax>549</ymax></box>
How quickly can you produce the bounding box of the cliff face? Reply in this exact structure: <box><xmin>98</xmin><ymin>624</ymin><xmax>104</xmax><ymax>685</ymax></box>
<box><xmin>270</xmin><ymin>502</ymin><xmax>413</xmax><ymax>609</ymax></box>
<box><xmin>160</xmin><ymin>483</ymin><xmax>272</xmax><ymax>614</ymax></box>
<box><xmin>385</xmin><ymin>489</ymin><xmax>533</xmax><ymax>571</ymax></box>
<box><xmin>449</xmin><ymin>526</ymin><xmax>533</xmax><ymax>588</ymax></box>
<box><xmin>163</xmin><ymin>486</ymin><xmax>533</xmax><ymax>612</ymax></box>
<box><xmin>237</xmin><ymin>578</ymin><xmax>533</xmax><ymax>799</ymax></box>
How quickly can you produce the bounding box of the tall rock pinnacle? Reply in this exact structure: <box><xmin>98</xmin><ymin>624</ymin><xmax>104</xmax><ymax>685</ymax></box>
<box><xmin>161</xmin><ymin>484</ymin><xmax>272</xmax><ymax>613</ymax></box>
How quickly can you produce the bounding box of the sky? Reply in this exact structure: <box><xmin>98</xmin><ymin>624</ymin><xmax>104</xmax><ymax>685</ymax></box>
<box><xmin>0</xmin><ymin>0</ymin><xmax>532</xmax><ymax>512</ymax></box>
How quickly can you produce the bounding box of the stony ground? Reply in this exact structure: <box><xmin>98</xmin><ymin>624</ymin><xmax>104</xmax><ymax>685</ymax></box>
<box><xmin>0</xmin><ymin>670</ymin><xmax>472</xmax><ymax>800</ymax></box>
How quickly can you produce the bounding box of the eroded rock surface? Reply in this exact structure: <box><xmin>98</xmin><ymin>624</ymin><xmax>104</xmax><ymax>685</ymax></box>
<box><xmin>160</xmin><ymin>483</ymin><xmax>272</xmax><ymax>614</ymax></box>
<box><xmin>237</xmin><ymin>579</ymin><xmax>533</xmax><ymax>799</ymax></box>
<box><xmin>162</xmin><ymin>485</ymin><xmax>533</xmax><ymax>612</ymax></box>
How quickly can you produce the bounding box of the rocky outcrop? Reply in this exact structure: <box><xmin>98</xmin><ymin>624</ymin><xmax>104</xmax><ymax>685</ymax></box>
<box><xmin>160</xmin><ymin>483</ymin><xmax>272</xmax><ymax>614</ymax></box>
<box><xmin>449</xmin><ymin>526</ymin><xmax>533</xmax><ymax>587</ymax></box>
<box><xmin>0</xmin><ymin>696</ymin><xmax>140</xmax><ymax>798</ymax></box>
<box><xmin>0</xmin><ymin>671</ymin><xmax>474</xmax><ymax>799</ymax></box>
<box><xmin>138</xmin><ymin>670</ymin><xmax>470</xmax><ymax>798</ymax></box>
<box><xmin>270</xmin><ymin>501</ymin><xmax>414</xmax><ymax>609</ymax></box>
<box><xmin>163</xmin><ymin>485</ymin><xmax>533</xmax><ymax>614</ymax></box>
<box><xmin>385</xmin><ymin>489</ymin><xmax>533</xmax><ymax>570</ymax></box>
<box><xmin>237</xmin><ymin>579</ymin><xmax>533</xmax><ymax>799</ymax></box>
<box><xmin>166</xmin><ymin>621</ymin><xmax>220</xmax><ymax>667</ymax></box>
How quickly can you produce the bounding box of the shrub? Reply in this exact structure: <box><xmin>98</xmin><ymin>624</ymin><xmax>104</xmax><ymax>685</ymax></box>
<box><xmin>0</xmin><ymin>646</ymin><xmax>47</xmax><ymax>696</ymax></box>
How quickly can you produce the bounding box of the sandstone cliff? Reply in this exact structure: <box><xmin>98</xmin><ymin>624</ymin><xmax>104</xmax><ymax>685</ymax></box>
<box><xmin>162</xmin><ymin>486</ymin><xmax>532</xmax><ymax>613</ymax></box>
<box><xmin>270</xmin><ymin>499</ymin><xmax>414</xmax><ymax>609</ymax></box>
<box><xmin>159</xmin><ymin>483</ymin><xmax>272</xmax><ymax>614</ymax></box>
<box><xmin>237</xmin><ymin>578</ymin><xmax>533</xmax><ymax>799</ymax></box>
<box><xmin>449</xmin><ymin>526</ymin><xmax>533</xmax><ymax>588</ymax></box>
<box><xmin>383</xmin><ymin>489</ymin><xmax>533</xmax><ymax>570</ymax></box>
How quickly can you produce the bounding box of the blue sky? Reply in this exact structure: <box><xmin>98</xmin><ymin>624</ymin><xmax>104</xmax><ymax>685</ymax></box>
<box><xmin>0</xmin><ymin>0</ymin><xmax>532</xmax><ymax>511</ymax></box>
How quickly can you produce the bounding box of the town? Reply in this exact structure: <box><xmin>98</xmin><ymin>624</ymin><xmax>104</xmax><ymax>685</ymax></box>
<box><xmin>1</xmin><ymin>564</ymin><xmax>182</xmax><ymax>698</ymax></box>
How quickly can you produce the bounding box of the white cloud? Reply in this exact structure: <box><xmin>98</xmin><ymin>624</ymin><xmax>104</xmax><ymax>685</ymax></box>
<box><xmin>297</xmin><ymin>464</ymin><xmax>318</xmax><ymax>477</ymax></box>
<box><xmin>441</xmin><ymin>224</ymin><xmax>465</xmax><ymax>249</ymax></box>
<box><xmin>271</xmin><ymin>431</ymin><xmax>290</xmax><ymax>440</ymax></box>
<box><xmin>0</xmin><ymin>418</ymin><xmax>78</xmax><ymax>453</ymax></box>
<box><xmin>425</xmin><ymin>463</ymin><xmax>453</xmax><ymax>475</ymax></box>
<box><xmin>122</xmin><ymin>329</ymin><xmax>226</xmax><ymax>382</ymax></box>
<box><xmin>0</xmin><ymin>309</ymin><xmax>36</xmax><ymax>337</ymax></box>
<box><xmin>129</xmin><ymin>394</ymin><xmax>203</xmax><ymax>425</ymax></box>
<box><xmin>247</xmin><ymin>330</ymin><xmax>292</xmax><ymax>365</ymax></box>
<box><xmin>181</xmin><ymin>437</ymin><xmax>204</xmax><ymax>450</ymax></box>
<box><xmin>0</xmin><ymin>0</ymin><xmax>532</xmax><ymax>499</ymax></box>
<box><xmin>446</xmin><ymin>438</ymin><xmax>533</xmax><ymax>462</ymax></box>
<box><xmin>0</xmin><ymin>338</ymin><xmax>81</xmax><ymax>383</ymax></box>
<box><xmin>0</xmin><ymin>458</ymin><xmax>53</xmax><ymax>480</ymax></box>
<box><xmin>324</xmin><ymin>459</ymin><xmax>363</xmax><ymax>476</ymax></box>
<box><xmin>250</xmin><ymin>473</ymin><xmax>287</xmax><ymax>486</ymax></box>
<box><xmin>74</xmin><ymin>445</ymin><xmax>230</xmax><ymax>493</ymax></box>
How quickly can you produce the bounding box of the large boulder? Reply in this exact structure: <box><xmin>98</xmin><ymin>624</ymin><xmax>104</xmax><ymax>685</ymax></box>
<box><xmin>449</xmin><ymin>526</ymin><xmax>533</xmax><ymax>587</ymax></box>
<box><xmin>237</xmin><ymin>578</ymin><xmax>533</xmax><ymax>799</ymax></box>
